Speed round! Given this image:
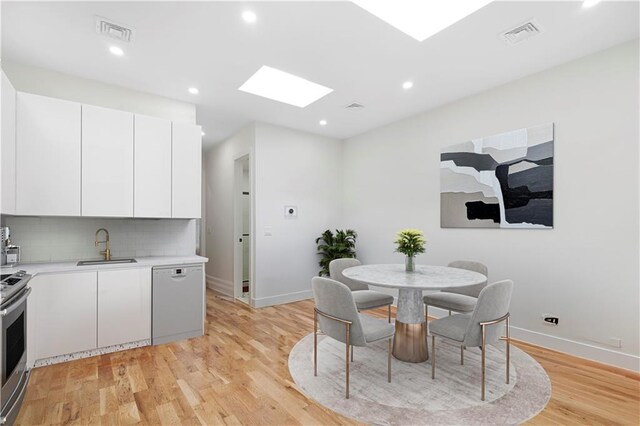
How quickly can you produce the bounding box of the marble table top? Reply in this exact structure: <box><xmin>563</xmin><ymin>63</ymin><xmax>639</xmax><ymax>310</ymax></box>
<box><xmin>342</xmin><ymin>264</ymin><xmax>486</xmax><ymax>290</ymax></box>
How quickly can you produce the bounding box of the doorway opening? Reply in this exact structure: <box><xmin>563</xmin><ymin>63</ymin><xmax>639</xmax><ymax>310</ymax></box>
<box><xmin>234</xmin><ymin>155</ymin><xmax>251</xmax><ymax>305</ymax></box>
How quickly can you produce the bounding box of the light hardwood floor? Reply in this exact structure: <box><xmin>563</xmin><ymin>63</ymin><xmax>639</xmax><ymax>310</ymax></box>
<box><xmin>16</xmin><ymin>290</ymin><xmax>640</xmax><ymax>425</ymax></box>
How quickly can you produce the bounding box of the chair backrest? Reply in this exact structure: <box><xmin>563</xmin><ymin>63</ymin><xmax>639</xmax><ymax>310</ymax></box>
<box><xmin>312</xmin><ymin>277</ymin><xmax>367</xmax><ymax>346</ymax></box>
<box><xmin>463</xmin><ymin>279</ymin><xmax>513</xmax><ymax>347</ymax></box>
<box><xmin>329</xmin><ymin>258</ymin><xmax>369</xmax><ymax>291</ymax></box>
<box><xmin>446</xmin><ymin>260</ymin><xmax>488</xmax><ymax>297</ymax></box>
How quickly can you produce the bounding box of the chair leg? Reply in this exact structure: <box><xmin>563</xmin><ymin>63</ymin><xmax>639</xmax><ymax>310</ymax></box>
<box><xmin>313</xmin><ymin>310</ymin><xmax>318</xmax><ymax>377</ymax></box>
<box><xmin>506</xmin><ymin>316</ymin><xmax>510</xmax><ymax>384</ymax></box>
<box><xmin>388</xmin><ymin>304</ymin><xmax>391</xmax><ymax>323</ymax></box>
<box><xmin>345</xmin><ymin>323</ymin><xmax>350</xmax><ymax>399</ymax></box>
<box><xmin>431</xmin><ymin>335</ymin><xmax>436</xmax><ymax>379</ymax></box>
<box><xmin>388</xmin><ymin>338</ymin><xmax>392</xmax><ymax>383</ymax></box>
<box><xmin>448</xmin><ymin>309</ymin><xmax>451</xmax><ymax>316</ymax></box>
<box><xmin>350</xmin><ymin>345</ymin><xmax>354</xmax><ymax>362</ymax></box>
<box><xmin>460</xmin><ymin>345</ymin><xmax>464</xmax><ymax>365</ymax></box>
<box><xmin>425</xmin><ymin>305</ymin><xmax>428</xmax><ymax>323</ymax></box>
<box><xmin>481</xmin><ymin>324</ymin><xmax>486</xmax><ymax>401</ymax></box>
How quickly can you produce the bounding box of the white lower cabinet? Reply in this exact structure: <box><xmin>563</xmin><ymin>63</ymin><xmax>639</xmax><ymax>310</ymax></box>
<box><xmin>97</xmin><ymin>268</ymin><xmax>151</xmax><ymax>348</ymax></box>
<box><xmin>28</xmin><ymin>268</ymin><xmax>152</xmax><ymax>366</ymax></box>
<box><xmin>28</xmin><ymin>272</ymin><xmax>98</xmax><ymax>363</ymax></box>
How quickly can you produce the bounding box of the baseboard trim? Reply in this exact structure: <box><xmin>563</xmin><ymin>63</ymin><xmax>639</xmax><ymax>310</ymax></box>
<box><xmin>206</xmin><ymin>274</ymin><xmax>233</xmax><ymax>297</ymax></box>
<box><xmin>33</xmin><ymin>339</ymin><xmax>150</xmax><ymax>368</ymax></box>
<box><xmin>420</xmin><ymin>301</ymin><xmax>640</xmax><ymax>373</ymax></box>
<box><xmin>252</xmin><ymin>289</ymin><xmax>313</xmax><ymax>308</ymax></box>
<box><xmin>509</xmin><ymin>326</ymin><xmax>640</xmax><ymax>373</ymax></box>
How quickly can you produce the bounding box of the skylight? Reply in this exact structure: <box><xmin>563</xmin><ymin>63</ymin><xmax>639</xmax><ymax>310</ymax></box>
<box><xmin>352</xmin><ymin>0</ymin><xmax>493</xmax><ymax>42</ymax></box>
<box><xmin>238</xmin><ymin>66</ymin><xmax>333</xmax><ymax>108</ymax></box>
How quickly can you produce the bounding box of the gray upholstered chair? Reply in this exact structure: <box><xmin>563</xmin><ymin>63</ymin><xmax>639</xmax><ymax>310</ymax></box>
<box><xmin>312</xmin><ymin>276</ymin><xmax>394</xmax><ymax>399</ymax></box>
<box><xmin>424</xmin><ymin>260</ymin><xmax>488</xmax><ymax>320</ymax></box>
<box><xmin>329</xmin><ymin>258</ymin><xmax>395</xmax><ymax>322</ymax></box>
<box><xmin>429</xmin><ymin>279</ymin><xmax>513</xmax><ymax>401</ymax></box>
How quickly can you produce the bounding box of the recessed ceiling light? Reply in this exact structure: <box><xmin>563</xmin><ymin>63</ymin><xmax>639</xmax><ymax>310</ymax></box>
<box><xmin>582</xmin><ymin>0</ymin><xmax>602</xmax><ymax>8</ymax></box>
<box><xmin>109</xmin><ymin>45</ymin><xmax>124</xmax><ymax>56</ymax></box>
<box><xmin>352</xmin><ymin>0</ymin><xmax>492</xmax><ymax>42</ymax></box>
<box><xmin>239</xmin><ymin>66</ymin><xmax>333</xmax><ymax>108</ymax></box>
<box><xmin>242</xmin><ymin>10</ymin><xmax>257</xmax><ymax>23</ymax></box>
<box><xmin>319</xmin><ymin>120</ymin><xmax>327</xmax><ymax>126</ymax></box>
<box><xmin>402</xmin><ymin>81</ymin><xmax>414</xmax><ymax>90</ymax></box>
<box><xmin>188</xmin><ymin>87</ymin><xmax>199</xmax><ymax>95</ymax></box>
<box><xmin>201</xmin><ymin>131</ymin><xmax>205</xmax><ymax>136</ymax></box>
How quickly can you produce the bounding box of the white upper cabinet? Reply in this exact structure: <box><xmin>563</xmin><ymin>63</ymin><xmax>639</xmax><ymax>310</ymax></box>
<box><xmin>172</xmin><ymin>122</ymin><xmax>202</xmax><ymax>218</ymax></box>
<box><xmin>134</xmin><ymin>115</ymin><xmax>171</xmax><ymax>218</ymax></box>
<box><xmin>82</xmin><ymin>105</ymin><xmax>134</xmax><ymax>217</ymax></box>
<box><xmin>16</xmin><ymin>92</ymin><xmax>81</xmax><ymax>216</ymax></box>
<box><xmin>1</xmin><ymin>72</ymin><xmax>16</xmax><ymax>214</ymax></box>
<box><xmin>12</xmin><ymin>93</ymin><xmax>200</xmax><ymax>219</ymax></box>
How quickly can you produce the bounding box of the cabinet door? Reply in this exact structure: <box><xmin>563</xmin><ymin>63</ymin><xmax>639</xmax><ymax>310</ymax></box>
<box><xmin>172</xmin><ymin>122</ymin><xmax>202</xmax><ymax>218</ymax></box>
<box><xmin>97</xmin><ymin>268</ymin><xmax>151</xmax><ymax>348</ymax></box>
<box><xmin>134</xmin><ymin>115</ymin><xmax>171</xmax><ymax>218</ymax></box>
<box><xmin>1</xmin><ymin>72</ymin><xmax>16</xmax><ymax>214</ymax></box>
<box><xmin>16</xmin><ymin>93</ymin><xmax>81</xmax><ymax>216</ymax></box>
<box><xmin>28</xmin><ymin>272</ymin><xmax>97</xmax><ymax>361</ymax></box>
<box><xmin>82</xmin><ymin>105</ymin><xmax>133</xmax><ymax>217</ymax></box>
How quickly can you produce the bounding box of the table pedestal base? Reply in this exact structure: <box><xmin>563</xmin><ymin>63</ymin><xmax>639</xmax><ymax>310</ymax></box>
<box><xmin>392</xmin><ymin>320</ymin><xmax>429</xmax><ymax>363</ymax></box>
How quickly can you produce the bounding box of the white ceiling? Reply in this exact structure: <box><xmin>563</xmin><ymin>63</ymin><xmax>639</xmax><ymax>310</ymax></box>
<box><xmin>2</xmin><ymin>1</ymin><xmax>638</xmax><ymax>148</ymax></box>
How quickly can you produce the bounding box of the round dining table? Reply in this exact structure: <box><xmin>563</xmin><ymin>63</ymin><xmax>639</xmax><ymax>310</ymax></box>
<box><xmin>342</xmin><ymin>264</ymin><xmax>487</xmax><ymax>363</ymax></box>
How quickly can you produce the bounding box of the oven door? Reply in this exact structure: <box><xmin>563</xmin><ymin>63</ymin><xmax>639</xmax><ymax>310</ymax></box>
<box><xmin>1</xmin><ymin>287</ymin><xmax>31</xmax><ymax>418</ymax></box>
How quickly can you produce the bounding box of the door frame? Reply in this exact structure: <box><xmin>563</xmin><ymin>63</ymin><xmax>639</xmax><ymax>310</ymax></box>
<box><xmin>233</xmin><ymin>154</ymin><xmax>253</xmax><ymax>303</ymax></box>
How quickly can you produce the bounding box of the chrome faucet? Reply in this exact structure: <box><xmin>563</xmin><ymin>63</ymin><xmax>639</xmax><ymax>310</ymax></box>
<box><xmin>95</xmin><ymin>228</ymin><xmax>111</xmax><ymax>261</ymax></box>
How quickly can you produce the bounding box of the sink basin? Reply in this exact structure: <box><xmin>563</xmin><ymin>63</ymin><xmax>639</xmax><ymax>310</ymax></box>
<box><xmin>77</xmin><ymin>258</ymin><xmax>137</xmax><ymax>266</ymax></box>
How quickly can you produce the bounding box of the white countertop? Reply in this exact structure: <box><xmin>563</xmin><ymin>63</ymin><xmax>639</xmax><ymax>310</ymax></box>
<box><xmin>1</xmin><ymin>255</ymin><xmax>208</xmax><ymax>276</ymax></box>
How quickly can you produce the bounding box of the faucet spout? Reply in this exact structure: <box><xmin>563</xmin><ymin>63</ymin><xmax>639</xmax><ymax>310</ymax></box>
<box><xmin>95</xmin><ymin>228</ymin><xmax>111</xmax><ymax>261</ymax></box>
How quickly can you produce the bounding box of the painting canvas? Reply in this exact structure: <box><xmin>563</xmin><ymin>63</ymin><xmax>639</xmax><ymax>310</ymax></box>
<box><xmin>440</xmin><ymin>123</ymin><xmax>554</xmax><ymax>229</ymax></box>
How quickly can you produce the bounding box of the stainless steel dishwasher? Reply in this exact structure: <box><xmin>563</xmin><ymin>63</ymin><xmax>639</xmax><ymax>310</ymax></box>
<box><xmin>152</xmin><ymin>264</ymin><xmax>203</xmax><ymax>345</ymax></box>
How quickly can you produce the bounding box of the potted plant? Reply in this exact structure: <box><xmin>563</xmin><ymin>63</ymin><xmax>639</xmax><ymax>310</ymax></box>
<box><xmin>394</xmin><ymin>229</ymin><xmax>426</xmax><ymax>272</ymax></box>
<box><xmin>315</xmin><ymin>229</ymin><xmax>357</xmax><ymax>276</ymax></box>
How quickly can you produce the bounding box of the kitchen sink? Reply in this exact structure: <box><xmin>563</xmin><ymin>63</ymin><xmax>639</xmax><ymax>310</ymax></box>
<box><xmin>77</xmin><ymin>258</ymin><xmax>137</xmax><ymax>266</ymax></box>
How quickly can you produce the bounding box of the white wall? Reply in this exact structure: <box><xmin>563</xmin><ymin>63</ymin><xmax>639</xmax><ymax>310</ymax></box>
<box><xmin>253</xmin><ymin>123</ymin><xmax>342</xmax><ymax>307</ymax></box>
<box><xmin>203</xmin><ymin>124</ymin><xmax>255</xmax><ymax>296</ymax></box>
<box><xmin>204</xmin><ymin>123</ymin><xmax>342</xmax><ymax>304</ymax></box>
<box><xmin>341</xmin><ymin>40</ymin><xmax>639</xmax><ymax>371</ymax></box>
<box><xmin>4</xmin><ymin>216</ymin><xmax>196</xmax><ymax>262</ymax></box>
<box><xmin>2</xmin><ymin>61</ymin><xmax>196</xmax><ymax>123</ymax></box>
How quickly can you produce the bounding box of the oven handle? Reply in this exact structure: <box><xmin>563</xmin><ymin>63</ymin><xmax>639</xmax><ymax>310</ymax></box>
<box><xmin>0</xmin><ymin>287</ymin><xmax>32</xmax><ymax>317</ymax></box>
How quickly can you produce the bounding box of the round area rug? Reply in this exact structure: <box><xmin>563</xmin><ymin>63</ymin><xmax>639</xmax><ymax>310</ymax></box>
<box><xmin>289</xmin><ymin>333</ymin><xmax>551</xmax><ymax>425</ymax></box>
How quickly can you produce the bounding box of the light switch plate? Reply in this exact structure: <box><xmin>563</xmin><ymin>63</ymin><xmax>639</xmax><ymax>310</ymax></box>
<box><xmin>284</xmin><ymin>206</ymin><xmax>298</xmax><ymax>218</ymax></box>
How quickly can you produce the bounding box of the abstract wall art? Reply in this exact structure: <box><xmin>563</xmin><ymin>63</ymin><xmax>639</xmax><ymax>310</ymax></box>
<box><xmin>440</xmin><ymin>123</ymin><xmax>554</xmax><ymax>229</ymax></box>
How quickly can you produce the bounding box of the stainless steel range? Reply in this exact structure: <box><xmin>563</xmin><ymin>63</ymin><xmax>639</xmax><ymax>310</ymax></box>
<box><xmin>0</xmin><ymin>271</ymin><xmax>32</xmax><ymax>426</ymax></box>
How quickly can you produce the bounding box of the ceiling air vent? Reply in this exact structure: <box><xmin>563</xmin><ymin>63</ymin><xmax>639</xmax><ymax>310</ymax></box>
<box><xmin>345</xmin><ymin>103</ymin><xmax>364</xmax><ymax>109</ymax></box>
<box><xmin>95</xmin><ymin>16</ymin><xmax>135</xmax><ymax>43</ymax></box>
<box><xmin>500</xmin><ymin>19</ymin><xmax>542</xmax><ymax>45</ymax></box>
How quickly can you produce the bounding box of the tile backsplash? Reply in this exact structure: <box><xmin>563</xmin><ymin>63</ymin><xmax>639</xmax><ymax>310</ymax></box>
<box><xmin>3</xmin><ymin>216</ymin><xmax>197</xmax><ymax>263</ymax></box>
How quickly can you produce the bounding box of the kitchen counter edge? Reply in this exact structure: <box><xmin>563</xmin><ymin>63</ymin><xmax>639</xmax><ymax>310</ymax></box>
<box><xmin>1</xmin><ymin>256</ymin><xmax>209</xmax><ymax>277</ymax></box>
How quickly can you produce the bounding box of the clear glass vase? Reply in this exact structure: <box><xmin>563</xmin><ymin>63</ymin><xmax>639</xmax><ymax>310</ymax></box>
<box><xmin>405</xmin><ymin>256</ymin><xmax>415</xmax><ymax>272</ymax></box>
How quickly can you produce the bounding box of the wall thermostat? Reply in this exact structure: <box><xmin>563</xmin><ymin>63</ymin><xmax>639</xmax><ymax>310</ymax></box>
<box><xmin>284</xmin><ymin>206</ymin><xmax>298</xmax><ymax>218</ymax></box>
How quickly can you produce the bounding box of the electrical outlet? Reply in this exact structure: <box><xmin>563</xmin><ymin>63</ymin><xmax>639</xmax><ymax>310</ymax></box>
<box><xmin>607</xmin><ymin>338</ymin><xmax>622</xmax><ymax>348</ymax></box>
<box><xmin>542</xmin><ymin>314</ymin><xmax>559</xmax><ymax>326</ymax></box>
